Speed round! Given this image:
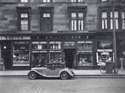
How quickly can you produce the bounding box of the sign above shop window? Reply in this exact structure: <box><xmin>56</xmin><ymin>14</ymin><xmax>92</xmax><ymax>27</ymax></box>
<box><xmin>0</xmin><ymin>36</ymin><xmax>30</xmax><ymax>40</ymax></box>
<box><xmin>64</xmin><ymin>41</ymin><xmax>75</xmax><ymax>48</ymax></box>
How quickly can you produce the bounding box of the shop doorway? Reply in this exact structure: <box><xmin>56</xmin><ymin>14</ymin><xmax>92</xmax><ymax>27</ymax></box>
<box><xmin>64</xmin><ymin>49</ymin><xmax>75</xmax><ymax>68</ymax></box>
<box><xmin>1</xmin><ymin>41</ymin><xmax>11</xmax><ymax>69</ymax></box>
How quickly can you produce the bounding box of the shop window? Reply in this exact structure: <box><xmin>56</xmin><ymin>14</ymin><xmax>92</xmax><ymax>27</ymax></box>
<box><xmin>77</xmin><ymin>52</ymin><xmax>93</xmax><ymax>66</ymax></box>
<box><xmin>49</xmin><ymin>41</ymin><xmax>61</xmax><ymax>50</ymax></box>
<box><xmin>17</xmin><ymin>7</ymin><xmax>31</xmax><ymax>31</ymax></box>
<box><xmin>97</xmin><ymin>40</ymin><xmax>112</xmax><ymax>49</ymax></box>
<box><xmin>13</xmin><ymin>41</ymin><xmax>30</xmax><ymax>66</ymax></box>
<box><xmin>49</xmin><ymin>52</ymin><xmax>62</xmax><ymax>63</ymax></box>
<box><xmin>32</xmin><ymin>41</ymin><xmax>47</xmax><ymax>50</ymax></box>
<box><xmin>32</xmin><ymin>53</ymin><xmax>47</xmax><ymax>67</ymax></box>
<box><xmin>40</xmin><ymin>7</ymin><xmax>53</xmax><ymax>32</ymax></box>
<box><xmin>77</xmin><ymin>41</ymin><xmax>93</xmax><ymax>66</ymax></box>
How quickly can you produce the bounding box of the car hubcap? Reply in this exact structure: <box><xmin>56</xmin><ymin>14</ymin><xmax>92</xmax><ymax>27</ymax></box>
<box><xmin>61</xmin><ymin>72</ymin><xmax>68</xmax><ymax>79</ymax></box>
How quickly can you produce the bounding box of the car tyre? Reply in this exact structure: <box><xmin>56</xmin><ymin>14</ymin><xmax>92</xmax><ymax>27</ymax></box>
<box><xmin>28</xmin><ymin>71</ymin><xmax>37</xmax><ymax>80</ymax></box>
<box><xmin>60</xmin><ymin>71</ymin><xmax>69</xmax><ymax>80</ymax></box>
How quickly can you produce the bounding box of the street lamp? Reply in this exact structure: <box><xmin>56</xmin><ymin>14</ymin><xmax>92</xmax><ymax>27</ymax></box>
<box><xmin>111</xmin><ymin>0</ymin><xmax>118</xmax><ymax>74</ymax></box>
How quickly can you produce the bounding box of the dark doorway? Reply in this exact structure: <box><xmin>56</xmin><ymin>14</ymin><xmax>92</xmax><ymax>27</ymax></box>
<box><xmin>64</xmin><ymin>49</ymin><xmax>75</xmax><ymax>68</ymax></box>
<box><xmin>1</xmin><ymin>41</ymin><xmax>11</xmax><ymax>69</ymax></box>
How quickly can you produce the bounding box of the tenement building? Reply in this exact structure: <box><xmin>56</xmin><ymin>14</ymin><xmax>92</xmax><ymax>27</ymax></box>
<box><xmin>0</xmin><ymin>0</ymin><xmax>125</xmax><ymax>70</ymax></box>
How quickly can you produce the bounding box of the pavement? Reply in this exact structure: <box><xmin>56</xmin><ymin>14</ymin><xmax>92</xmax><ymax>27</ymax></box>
<box><xmin>0</xmin><ymin>69</ymin><xmax>125</xmax><ymax>78</ymax></box>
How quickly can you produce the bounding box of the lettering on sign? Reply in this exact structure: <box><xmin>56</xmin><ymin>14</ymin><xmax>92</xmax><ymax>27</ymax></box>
<box><xmin>0</xmin><ymin>36</ymin><xmax>30</xmax><ymax>40</ymax></box>
<box><xmin>64</xmin><ymin>41</ymin><xmax>75</xmax><ymax>47</ymax></box>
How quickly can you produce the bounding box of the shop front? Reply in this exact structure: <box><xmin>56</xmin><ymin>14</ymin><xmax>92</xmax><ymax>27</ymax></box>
<box><xmin>31</xmin><ymin>33</ymin><xmax>96</xmax><ymax>69</ymax></box>
<box><xmin>0</xmin><ymin>35</ymin><xmax>31</xmax><ymax>70</ymax></box>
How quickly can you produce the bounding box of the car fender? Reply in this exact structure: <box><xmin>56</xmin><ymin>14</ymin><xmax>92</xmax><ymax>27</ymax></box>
<box><xmin>59</xmin><ymin>68</ymin><xmax>74</xmax><ymax>77</ymax></box>
<box><xmin>28</xmin><ymin>69</ymin><xmax>47</xmax><ymax>77</ymax></box>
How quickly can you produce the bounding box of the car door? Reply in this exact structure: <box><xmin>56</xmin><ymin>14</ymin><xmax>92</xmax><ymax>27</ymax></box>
<box><xmin>46</xmin><ymin>64</ymin><xmax>60</xmax><ymax>77</ymax></box>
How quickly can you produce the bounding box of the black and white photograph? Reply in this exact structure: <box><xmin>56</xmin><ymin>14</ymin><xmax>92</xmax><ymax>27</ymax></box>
<box><xmin>0</xmin><ymin>0</ymin><xmax>125</xmax><ymax>93</ymax></box>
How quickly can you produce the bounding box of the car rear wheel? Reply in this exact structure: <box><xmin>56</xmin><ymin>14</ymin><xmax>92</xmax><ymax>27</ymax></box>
<box><xmin>28</xmin><ymin>71</ymin><xmax>37</xmax><ymax>80</ymax></box>
<box><xmin>60</xmin><ymin>71</ymin><xmax>69</xmax><ymax>80</ymax></box>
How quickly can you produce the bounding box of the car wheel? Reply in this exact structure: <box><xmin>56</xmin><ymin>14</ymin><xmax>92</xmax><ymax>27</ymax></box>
<box><xmin>28</xmin><ymin>71</ymin><xmax>37</xmax><ymax>80</ymax></box>
<box><xmin>60</xmin><ymin>71</ymin><xmax>69</xmax><ymax>80</ymax></box>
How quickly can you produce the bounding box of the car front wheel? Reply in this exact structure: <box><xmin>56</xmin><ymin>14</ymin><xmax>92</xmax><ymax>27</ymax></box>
<box><xmin>60</xmin><ymin>71</ymin><xmax>69</xmax><ymax>80</ymax></box>
<box><xmin>28</xmin><ymin>71</ymin><xmax>37</xmax><ymax>80</ymax></box>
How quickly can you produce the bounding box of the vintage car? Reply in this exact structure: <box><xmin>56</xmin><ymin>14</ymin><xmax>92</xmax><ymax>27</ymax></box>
<box><xmin>28</xmin><ymin>62</ymin><xmax>74</xmax><ymax>80</ymax></box>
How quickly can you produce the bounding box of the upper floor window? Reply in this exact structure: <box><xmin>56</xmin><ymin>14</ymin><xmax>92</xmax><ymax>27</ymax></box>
<box><xmin>40</xmin><ymin>7</ymin><xmax>53</xmax><ymax>32</ymax></box>
<box><xmin>71</xmin><ymin>12</ymin><xmax>84</xmax><ymax>31</ymax></box>
<box><xmin>101</xmin><ymin>0</ymin><xmax>107</xmax><ymax>1</ymax></box>
<box><xmin>20</xmin><ymin>13</ymin><xmax>29</xmax><ymax>31</ymax></box>
<box><xmin>100</xmin><ymin>9</ymin><xmax>125</xmax><ymax>30</ymax></box>
<box><xmin>20</xmin><ymin>0</ymin><xmax>29</xmax><ymax>2</ymax></box>
<box><xmin>17</xmin><ymin>7</ymin><xmax>31</xmax><ymax>31</ymax></box>
<box><xmin>71</xmin><ymin>0</ymin><xmax>85</xmax><ymax>2</ymax></box>
<box><xmin>42</xmin><ymin>0</ymin><xmax>51</xmax><ymax>2</ymax></box>
<box><xmin>122</xmin><ymin>11</ymin><xmax>125</xmax><ymax>29</ymax></box>
<box><xmin>110</xmin><ymin>11</ymin><xmax>119</xmax><ymax>29</ymax></box>
<box><xmin>102</xmin><ymin>12</ymin><xmax>108</xmax><ymax>29</ymax></box>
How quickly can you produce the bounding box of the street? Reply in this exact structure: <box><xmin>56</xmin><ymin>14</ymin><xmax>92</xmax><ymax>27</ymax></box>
<box><xmin>0</xmin><ymin>76</ymin><xmax>125</xmax><ymax>93</ymax></box>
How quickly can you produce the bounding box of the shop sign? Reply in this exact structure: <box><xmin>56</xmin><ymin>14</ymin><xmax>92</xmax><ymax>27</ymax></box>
<box><xmin>77</xmin><ymin>43</ymin><xmax>93</xmax><ymax>51</ymax></box>
<box><xmin>64</xmin><ymin>41</ymin><xmax>75</xmax><ymax>48</ymax></box>
<box><xmin>0</xmin><ymin>36</ymin><xmax>31</xmax><ymax>40</ymax></box>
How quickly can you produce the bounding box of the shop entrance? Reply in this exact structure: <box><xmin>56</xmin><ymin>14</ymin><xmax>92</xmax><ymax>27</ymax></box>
<box><xmin>64</xmin><ymin>49</ymin><xmax>75</xmax><ymax>68</ymax></box>
<box><xmin>1</xmin><ymin>41</ymin><xmax>11</xmax><ymax>69</ymax></box>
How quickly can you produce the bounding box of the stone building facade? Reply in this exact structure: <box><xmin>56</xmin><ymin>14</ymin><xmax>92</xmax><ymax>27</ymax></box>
<box><xmin>0</xmin><ymin>0</ymin><xmax>125</xmax><ymax>70</ymax></box>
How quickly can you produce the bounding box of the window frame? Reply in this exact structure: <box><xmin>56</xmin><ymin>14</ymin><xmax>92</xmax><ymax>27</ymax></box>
<box><xmin>68</xmin><ymin>7</ymin><xmax>86</xmax><ymax>31</ymax></box>
<box><xmin>17</xmin><ymin>7</ymin><xmax>31</xmax><ymax>31</ymax></box>
<box><xmin>99</xmin><ymin>7</ymin><xmax>125</xmax><ymax>30</ymax></box>
<box><xmin>40</xmin><ymin>7</ymin><xmax>53</xmax><ymax>32</ymax></box>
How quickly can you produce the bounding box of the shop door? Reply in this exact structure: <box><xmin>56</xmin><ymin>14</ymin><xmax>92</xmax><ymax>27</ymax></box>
<box><xmin>1</xmin><ymin>41</ymin><xmax>11</xmax><ymax>69</ymax></box>
<box><xmin>64</xmin><ymin>49</ymin><xmax>75</xmax><ymax>68</ymax></box>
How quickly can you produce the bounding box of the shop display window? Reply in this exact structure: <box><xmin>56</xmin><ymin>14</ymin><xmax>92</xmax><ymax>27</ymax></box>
<box><xmin>49</xmin><ymin>52</ymin><xmax>62</xmax><ymax>63</ymax></box>
<box><xmin>97</xmin><ymin>51</ymin><xmax>113</xmax><ymax>63</ymax></box>
<box><xmin>32</xmin><ymin>53</ymin><xmax>47</xmax><ymax>67</ymax></box>
<box><xmin>13</xmin><ymin>41</ymin><xmax>30</xmax><ymax>66</ymax></box>
<box><xmin>49</xmin><ymin>41</ymin><xmax>61</xmax><ymax>50</ymax></box>
<box><xmin>77</xmin><ymin>41</ymin><xmax>93</xmax><ymax>52</ymax></box>
<box><xmin>13</xmin><ymin>52</ymin><xmax>30</xmax><ymax>66</ymax></box>
<box><xmin>32</xmin><ymin>41</ymin><xmax>47</xmax><ymax>50</ymax></box>
<box><xmin>97</xmin><ymin>40</ymin><xmax>112</xmax><ymax>49</ymax></box>
<box><xmin>77</xmin><ymin>41</ymin><xmax>93</xmax><ymax>66</ymax></box>
<box><xmin>77</xmin><ymin>52</ymin><xmax>93</xmax><ymax>66</ymax></box>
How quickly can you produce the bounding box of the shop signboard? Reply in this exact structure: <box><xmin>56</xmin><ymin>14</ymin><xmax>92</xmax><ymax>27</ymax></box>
<box><xmin>0</xmin><ymin>36</ymin><xmax>30</xmax><ymax>40</ymax></box>
<box><xmin>64</xmin><ymin>41</ymin><xmax>75</xmax><ymax>48</ymax></box>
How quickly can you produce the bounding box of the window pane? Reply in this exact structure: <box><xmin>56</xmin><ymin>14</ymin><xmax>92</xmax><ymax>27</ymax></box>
<box><xmin>21</xmin><ymin>13</ymin><xmax>28</xmax><ymax>18</ymax></box>
<box><xmin>21</xmin><ymin>0</ymin><xmax>28</xmax><ymax>2</ymax></box>
<box><xmin>71</xmin><ymin>13</ymin><xmax>76</xmax><ymax>18</ymax></box>
<box><xmin>43</xmin><ymin>0</ymin><xmax>50</xmax><ymax>2</ymax></box>
<box><xmin>71</xmin><ymin>20</ymin><xmax>77</xmax><ymax>30</ymax></box>
<box><xmin>78</xmin><ymin>20</ymin><xmax>84</xmax><ymax>30</ymax></box>
<box><xmin>71</xmin><ymin>0</ymin><xmax>76</xmax><ymax>2</ymax></box>
<box><xmin>43</xmin><ymin>13</ymin><xmax>50</xmax><ymax>18</ymax></box>
<box><xmin>122</xmin><ymin>11</ymin><xmax>125</xmax><ymax>29</ymax></box>
<box><xmin>102</xmin><ymin>12</ymin><xmax>107</xmax><ymax>29</ymax></box>
<box><xmin>102</xmin><ymin>12</ymin><xmax>107</xmax><ymax>18</ymax></box>
<box><xmin>78</xmin><ymin>13</ymin><xmax>83</xmax><ymax>18</ymax></box>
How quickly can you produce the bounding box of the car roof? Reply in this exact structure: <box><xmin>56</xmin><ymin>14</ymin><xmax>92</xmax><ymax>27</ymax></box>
<box><xmin>47</xmin><ymin>62</ymin><xmax>65</xmax><ymax>65</ymax></box>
